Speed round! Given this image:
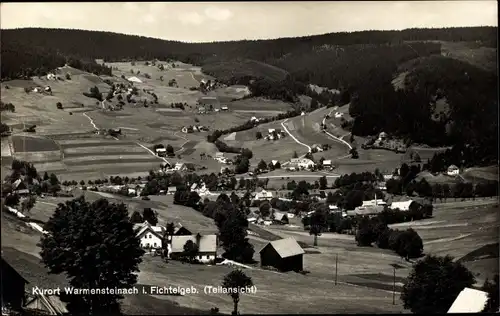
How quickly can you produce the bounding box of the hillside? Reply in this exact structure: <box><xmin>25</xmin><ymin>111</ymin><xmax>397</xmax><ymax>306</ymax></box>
<box><xmin>1</xmin><ymin>27</ymin><xmax>497</xmax><ymax>165</ymax></box>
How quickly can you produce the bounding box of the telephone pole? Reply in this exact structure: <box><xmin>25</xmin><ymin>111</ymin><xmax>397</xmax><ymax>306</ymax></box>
<box><xmin>335</xmin><ymin>254</ymin><xmax>338</xmax><ymax>285</ymax></box>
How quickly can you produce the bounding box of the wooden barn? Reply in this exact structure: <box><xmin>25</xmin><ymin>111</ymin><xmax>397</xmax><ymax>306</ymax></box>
<box><xmin>259</xmin><ymin>238</ymin><xmax>304</xmax><ymax>272</ymax></box>
<box><xmin>1</xmin><ymin>257</ymin><xmax>29</xmax><ymax>312</ymax></box>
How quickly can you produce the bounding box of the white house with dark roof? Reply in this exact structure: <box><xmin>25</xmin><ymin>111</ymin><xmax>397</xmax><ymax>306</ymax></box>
<box><xmin>259</xmin><ymin>238</ymin><xmax>304</xmax><ymax>272</ymax></box>
<box><xmin>134</xmin><ymin>222</ymin><xmax>166</xmax><ymax>249</ymax></box>
<box><xmin>254</xmin><ymin>189</ymin><xmax>273</xmax><ymax>201</ymax></box>
<box><xmin>447</xmin><ymin>287</ymin><xmax>489</xmax><ymax>313</ymax></box>
<box><xmin>447</xmin><ymin>165</ymin><xmax>460</xmax><ymax>176</ymax></box>
<box><xmin>168</xmin><ymin>234</ymin><xmax>218</xmax><ymax>263</ymax></box>
<box><xmin>390</xmin><ymin>200</ymin><xmax>415</xmax><ymax>212</ymax></box>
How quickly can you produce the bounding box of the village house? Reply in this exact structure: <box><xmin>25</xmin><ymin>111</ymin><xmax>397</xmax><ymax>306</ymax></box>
<box><xmin>361</xmin><ymin>197</ymin><xmax>387</xmax><ymax>207</ymax></box>
<box><xmin>254</xmin><ymin>189</ymin><xmax>274</xmax><ymax>201</ymax></box>
<box><xmin>447</xmin><ymin>164</ymin><xmax>460</xmax><ymax>176</ymax></box>
<box><xmin>1</xmin><ymin>257</ymin><xmax>29</xmax><ymax>313</ymax></box>
<box><xmin>265</xmin><ymin>128</ymin><xmax>286</xmax><ymax>141</ymax></box>
<box><xmin>289</xmin><ymin>158</ymin><xmax>315</xmax><ymax>170</ymax></box>
<box><xmin>259</xmin><ymin>238</ymin><xmax>304</xmax><ymax>272</ymax></box>
<box><xmin>12</xmin><ymin>179</ymin><xmax>30</xmax><ymax>196</ymax></box>
<box><xmin>168</xmin><ymin>234</ymin><xmax>218</xmax><ymax>263</ymax></box>
<box><xmin>390</xmin><ymin>200</ymin><xmax>416</xmax><ymax>212</ymax></box>
<box><xmin>134</xmin><ymin>222</ymin><xmax>166</xmax><ymax>249</ymax></box>
<box><xmin>272</xmin><ymin>212</ymin><xmax>289</xmax><ymax>225</ymax></box>
<box><xmin>353</xmin><ymin>205</ymin><xmax>385</xmax><ymax>217</ymax></box>
<box><xmin>220</xmin><ymin>105</ymin><xmax>229</xmax><ymax>111</ymax></box>
<box><xmin>250</xmin><ymin>116</ymin><xmax>259</xmax><ymax>123</ymax></box>
<box><xmin>167</xmin><ymin>186</ymin><xmax>177</xmax><ymax>195</ymax></box>
<box><xmin>127</xmin><ymin>76</ymin><xmax>143</xmax><ymax>83</ymax></box>
<box><xmin>25</xmin><ymin>293</ymin><xmax>69</xmax><ymax>315</ymax></box>
<box><xmin>322</xmin><ymin>160</ymin><xmax>333</xmax><ymax>170</ymax></box>
<box><xmin>328</xmin><ymin>204</ymin><xmax>340</xmax><ymax>213</ymax></box>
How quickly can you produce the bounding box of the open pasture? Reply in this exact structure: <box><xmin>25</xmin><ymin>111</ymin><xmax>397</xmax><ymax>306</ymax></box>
<box><xmin>228</xmin><ymin>97</ymin><xmax>294</xmax><ymax>112</ymax></box>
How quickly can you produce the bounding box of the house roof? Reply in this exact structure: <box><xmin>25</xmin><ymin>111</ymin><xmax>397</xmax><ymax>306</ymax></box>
<box><xmin>361</xmin><ymin>199</ymin><xmax>387</xmax><ymax>207</ymax></box>
<box><xmin>170</xmin><ymin>235</ymin><xmax>217</xmax><ymax>253</ymax></box>
<box><xmin>174</xmin><ymin>226</ymin><xmax>192</xmax><ymax>235</ymax></box>
<box><xmin>448</xmin><ymin>165</ymin><xmax>459</xmax><ymax>170</ymax></box>
<box><xmin>255</xmin><ymin>190</ymin><xmax>273</xmax><ymax>198</ymax></box>
<box><xmin>25</xmin><ymin>294</ymin><xmax>69</xmax><ymax>315</ymax></box>
<box><xmin>354</xmin><ymin>205</ymin><xmax>385</xmax><ymax>216</ymax></box>
<box><xmin>167</xmin><ymin>186</ymin><xmax>177</xmax><ymax>192</ymax></box>
<box><xmin>127</xmin><ymin>76</ymin><xmax>142</xmax><ymax>83</ymax></box>
<box><xmin>273</xmin><ymin>212</ymin><xmax>288</xmax><ymax>221</ymax></box>
<box><xmin>260</xmin><ymin>238</ymin><xmax>304</xmax><ymax>258</ymax></box>
<box><xmin>322</xmin><ymin>160</ymin><xmax>332</xmax><ymax>165</ymax></box>
<box><xmin>390</xmin><ymin>200</ymin><xmax>414</xmax><ymax>211</ymax></box>
<box><xmin>447</xmin><ymin>287</ymin><xmax>488</xmax><ymax>313</ymax></box>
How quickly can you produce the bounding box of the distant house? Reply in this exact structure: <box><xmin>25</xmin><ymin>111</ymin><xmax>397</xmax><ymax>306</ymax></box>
<box><xmin>447</xmin><ymin>287</ymin><xmax>489</xmax><ymax>313</ymax></box>
<box><xmin>250</xmin><ymin>116</ymin><xmax>259</xmax><ymax>123</ymax></box>
<box><xmin>1</xmin><ymin>257</ymin><xmax>29</xmax><ymax>312</ymax></box>
<box><xmin>127</xmin><ymin>76</ymin><xmax>143</xmax><ymax>83</ymax></box>
<box><xmin>167</xmin><ymin>186</ymin><xmax>177</xmax><ymax>195</ymax></box>
<box><xmin>354</xmin><ymin>205</ymin><xmax>385</xmax><ymax>217</ymax></box>
<box><xmin>198</xmin><ymin>106</ymin><xmax>206</xmax><ymax>114</ymax></box>
<box><xmin>220</xmin><ymin>105</ymin><xmax>228</xmax><ymax>111</ymax></box>
<box><xmin>174</xmin><ymin>162</ymin><xmax>184</xmax><ymax>170</ymax></box>
<box><xmin>46</xmin><ymin>73</ymin><xmax>56</xmax><ymax>80</ymax></box>
<box><xmin>447</xmin><ymin>165</ymin><xmax>460</xmax><ymax>176</ymax></box>
<box><xmin>272</xmin><ymin>212</ymin><xmax>289</xmax><ymax>225</ymax></box>
<box><xmin>135</xmin><ymin>222</ymin><xmax>165</xmax><ymax>249</ymax></box>
<box><xmin>328</xmin><ymin>204</ymin><xmax>339</xmax><ymax>213</ymax></box>
<box><xmin>169</xmin><ymin>234</ymin><xmax>218</xmax><ymax>263</ymax></box>
<box><xmin>254</xmin><ymin>189</ymin><xmax>273</xmax><ymax>201</ymax></box>
<box><xmin>25</xmin><ymin>294</ymin><xmax>69</xmax><ymax>315</ymax></box>
<box><xmin>390</xmin><ymin>200</ymin><xmax>416</xmax><ymax>212</ymax></box>
<box><xmin>383</xmin><ymin>174</ymin><xmax>393</xmax><ymax>181</ymax></box>
<box><xmin>259</xmin><ymin>238</ymin><xmax>304</xmax><ymax>272</ymax></box>
<box><xmin>271</xmin><ymin>160</ymin><xmax>279</xmax><ymax>167</ymax></box>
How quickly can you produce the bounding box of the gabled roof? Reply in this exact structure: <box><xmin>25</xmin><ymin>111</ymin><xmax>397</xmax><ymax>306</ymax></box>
<box><xmin>447</xmin><ymin>287</ymin><xmax>488</xmax><ymax>313</ymax></box>
<box><xmin>25</xmin><ymin>294</ymin><xmax>69</xmax><ymax>315</ymax></box>
<box><xmin>127</xmin><ymin>76</ymin><xmax>142</xmax><ymax>83</ymax></box>
<box><xmin>173</xmin><ymin>225</ymin><xmax>192</xmax><ymax>235</ymax></box>
<box><xmin>260</xmin><ymin>238</ymin><xmax>304</xmax><ymax>258</ymax></box>
<box><xmin>322</xmin><ymin>160</ymin><xmax>332</xmax><ymax>165</ymax></box>
<box><xmin>170</xmin><ymin>235</ymin><xmax>217</xmax><ymax>253</ymax></box>
<box><xmin>136</xmin><ymin>225</ymin><xmax>165</xmax><ymax>239</ymax></box>
<box><xmin>273</xmin><ymin>212</ymin><xmax>288</xmax><ymax>221</ymax></box>
<box><xmin>354</xmin><ymin>205</ymin><xmax>384</xmax><ymax>216</ymax></box>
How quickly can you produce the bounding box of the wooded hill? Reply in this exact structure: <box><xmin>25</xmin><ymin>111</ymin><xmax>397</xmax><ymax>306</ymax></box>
<box><xmin>1</xmin><ymin>27</ymin><xmax>497</xmax><ymax>166</ymax></box>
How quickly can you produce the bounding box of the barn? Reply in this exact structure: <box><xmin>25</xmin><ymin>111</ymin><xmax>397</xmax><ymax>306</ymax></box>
<box><xmin>259</xmin><ymin>238</ymin><xmax>304</xmax><ymax>272</ymax></box>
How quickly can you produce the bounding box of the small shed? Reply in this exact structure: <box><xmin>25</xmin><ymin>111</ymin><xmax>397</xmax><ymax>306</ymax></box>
<box><xmin>259</xmin><ymin>238</ymin><xmax>304</xmax><ymax>272</ymax></box>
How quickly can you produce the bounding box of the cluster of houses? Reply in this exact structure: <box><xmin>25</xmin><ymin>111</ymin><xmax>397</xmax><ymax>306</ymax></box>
<box><xmin>29</xmin><ymin>85</ymin><xmax>52</xmax><ymax>94</ymax></box>
<box><xmin>181</xmin><ymin>125</ymin><xmax>209</xmax><ymax>133</ymax></box>
<box><xmin>264</xmin><ymin>128</ymin><xmax>287</xmax><ymax>141</ymax></box>
<box><xmin>214</xmin><ymin>152</ymin><xmax>231</xmax><ymax>165</ymax></box>
<box><xmin>159</xmin><ymin>161</ymin><xmax>197</xmax><ymax>173</ymax></box>
<box><xmin>196</xmin><ymin>96</ymin><xmax>229</xmax><ymax>114</ymax></box>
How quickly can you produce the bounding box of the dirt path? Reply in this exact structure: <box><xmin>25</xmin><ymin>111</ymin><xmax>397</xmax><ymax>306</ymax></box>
<box><xmin>281</xmin><ymin>118</ymin><xmax>311</xmax><ymax>153</ymax></box>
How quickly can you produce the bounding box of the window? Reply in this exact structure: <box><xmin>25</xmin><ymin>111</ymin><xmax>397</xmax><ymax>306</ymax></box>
<box><xmin>198</xmin><ymin>255</ymin><xmax>202</xmax><ymax>259</ymax></box>
<box><xmin>206</xmin><ymin>256</ymin><xmax>210</xmax><ymax>259</ymax></box>
<box><xmin>153</xmin><ymin>243</ymin><xmax>157</xmax><ymax>247</ymax></box>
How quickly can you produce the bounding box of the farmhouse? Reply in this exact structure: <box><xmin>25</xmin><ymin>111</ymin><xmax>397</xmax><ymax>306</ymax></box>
<box><xmin>1</xmin><ymin>257</ymin><xmax>29</xmax><ymax>312</ymax></box>
<box><xmin>322</xmin><ymin>160</ymin><xmax>332</xmax><ymax>169</ymax></box>
<box><xmin>289</xmin><ymin>158</ymin><xmax>315</xmax><ymax>170</ymax></box>
<box><xmin>447</xmin><ymin>288</ymin><xmax>489</xmax><ymax>313</ymax></box>
<box><xmin>259</xmin><ymin>238</ymin><xmax>304</xmax><ymax>272</ymax></box>
<box><xmin>25</xmin><ymin>293</ymin><xmax>69</xmax><ymax>315</ymax></box>
<box><xmin>265</xmin><ymin>128</ymin><xmax>286</xmax><ymax>141</ymax></box>
<box><xmin>447</xmin><ymin>165</ymin><xmax>460</xmax><ymax>176</ymax></box>
<box><xmin>12</xmin><ymin>179</ymin><xmax>30</xmax><ymax>195</ymax></box>
<box><xmin>272</xmin><ymin>212</ymin><xmax>289</xmax><ymax>225</ymax></box>
<box><xmin>254</xmin><ymin>189</ymin><xmax>273</xmax><ymax>201</ymax></box>
<box><xmin>169</xmin><ymin>234</ymin><xmax>218</xmax><ymax>263</ymax></box>
<box><xmin>127</xmin><ymin>76</ymin><xmax>143</xmax><ymax>83</ymax></box>
<box><xmin>135</xmin><ymin>222</ymin><xmax>166</xmax><ymax>249</ymax></box>
<box><xmin>221</xmin><ymin>105</ymin><xmax>229</xmax><ymax>111</ymax></box>
<box><xmin>390</xmin><ymin>200</ymin><xmax>415</xmax><ymax>212</ymax></box>
<box><xmin>361</xmin><ymin>198</ymin><xmax>387</xmax><ymax>207</ymax></box>
<box><xmin>167</xmin><ymin>186</ymin><xmax>177</xmax><ymax>195</ymax></box>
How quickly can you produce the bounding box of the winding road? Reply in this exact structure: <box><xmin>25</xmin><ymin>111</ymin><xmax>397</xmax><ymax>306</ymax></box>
<box><xmin>281</xmin><ymin>118</ymin><xmax>312</xmax><ymax>153</ymax></box>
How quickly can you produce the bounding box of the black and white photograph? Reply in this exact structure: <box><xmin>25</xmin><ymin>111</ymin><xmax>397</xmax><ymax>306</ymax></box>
<box><xmin>0</xmin><ymin>1</ymin><xmax>498</xmax><ymax>315</ymax></box>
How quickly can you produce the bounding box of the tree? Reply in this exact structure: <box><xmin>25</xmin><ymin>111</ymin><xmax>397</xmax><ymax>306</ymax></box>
<box><xmin>49</xmin><ymin>173</ymin><xmax>59</xmax><ymax>186</ymax></box>
<box><xmin>43</xmin><ymin>172</ymin><xmax>50</xmax><ymax>181</ymax></box>
<box><xmin>482</xmin><ymin>274</ymin><xmax>499</xmax><ymax>313</ymax></box>
<box><xmin>414</xmin><ymin>152</ymin><xmax>421</xmax><ymax>163</ymax></box>
<box><xmin>166</xmin><ymin>144</ymin><xmax>174</xmax><ymax>156</ymax></box>
<box><xmin>257</xmin><ymin>159</ymin><xmax>267</xmax><ymax>171</ymax></box>
<box><xmin>129</xmin><ymin>211</ymin><xmax>143</xmax><ymax>223</ymax></box>
<box><xmin>292</xmin><ymin>151</ymin><xmax>298</xmax><ymax>158</ymax></box>
<box><xmin>319</xmin><ymin>176</ymin><xmax>327</xmax><ymax>190</ymax></box>
<box><xmin>255</xmin><ymin>131</ymin><xmax>263</xmax><ymax>140</ymax></box>
<box><xmin>182</xmin><ymin>240</ymin><xmax>199</xmax><ymax>263</ymax></box>
<box><xmin>259</xmin><ymin>201</ymin><xmax>271</xmax><ymax>218</ymax></box>
<box><xmin>401</xmin><ymin>254</ymin><xmax>475</xmax><ymax>314</ymax></box>
<box><xmin>79</xmin><ymin>180</ymin><xmax>85</xmax><ymax>186</ymax></box>
<box><xmin>21</xmin><ymin>195</ymin><xmax>37</xmax><ymax>213</ymax></box>
<box><xmin>40</xmin><ymin>196</ymin><xmax>145</xmax><ymax>314</ymax></box>
<box><xmin>222</xmin><ymin>269</ymin><xmax>253</xmax><ymax>315</ymax></box>
<box><xmin>142</xmin><ymin>208</ymin><xmax>158</xmax><ymax>226</ymax></box>
<box><xmin>56</xmin><ymin>102</ymin><xmax>63</xmax><ymax>109</ymax></box>
<box><xmin>309</xmin><ymin>209</ymin><xmax>327</xmax><ymax>246</ymax></box>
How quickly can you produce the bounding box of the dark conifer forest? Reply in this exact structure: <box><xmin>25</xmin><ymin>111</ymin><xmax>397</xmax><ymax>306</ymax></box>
<box><xmin>1</xmin><ymin>26</ymin><xmax>498</xmax><ymax>166</ymax></box>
